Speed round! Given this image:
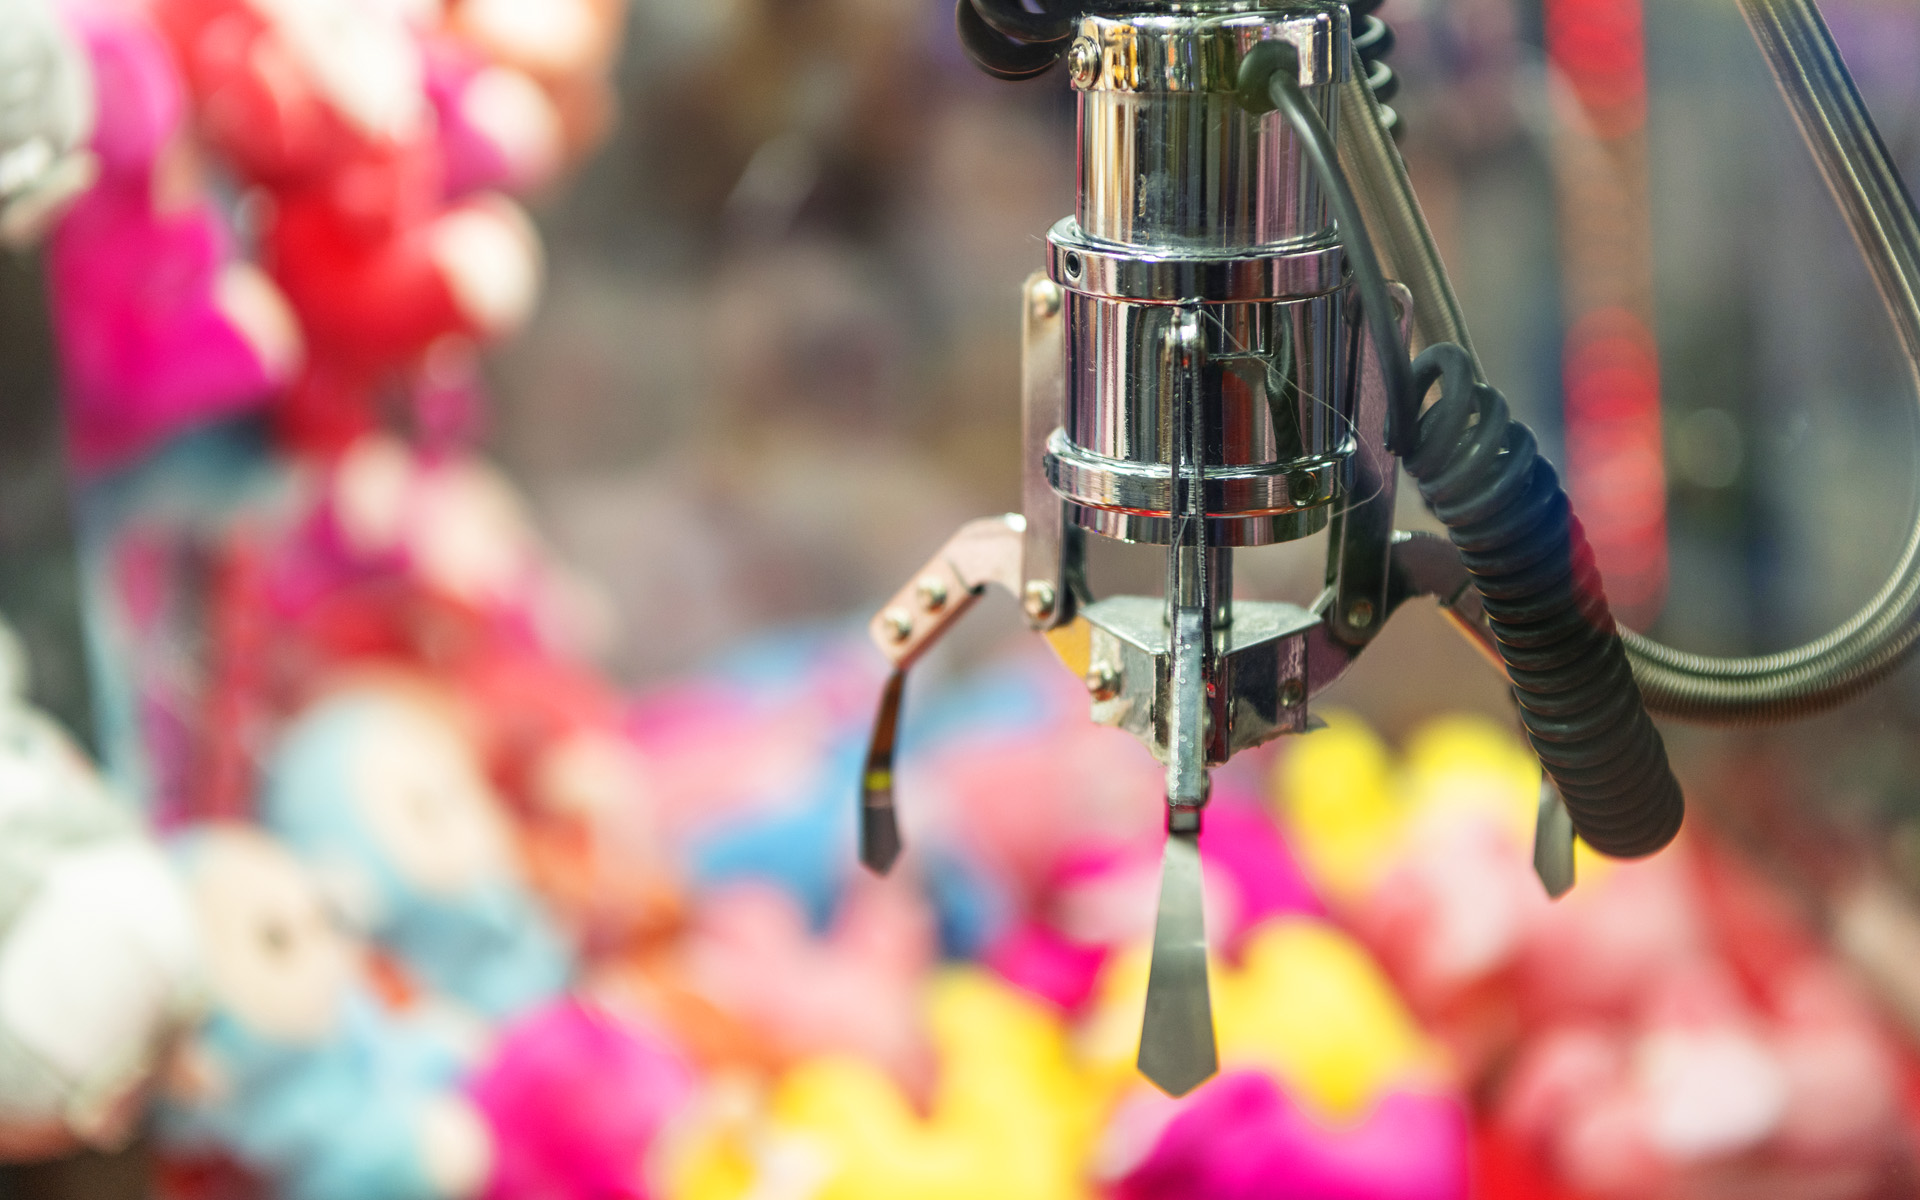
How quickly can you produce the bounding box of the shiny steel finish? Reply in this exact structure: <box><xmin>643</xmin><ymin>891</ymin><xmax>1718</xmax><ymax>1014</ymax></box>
<box><xmin>1047</xmin><ymin>283</ymin><xmax>1350</xmax><ymax>545</ymax></box>
<box><xmin>1048</xmin><ymin>218</ymin><xmax>1342</xmax><ymax>302</ymax></box>
<box><xmin>1073</xmin><ymin>9</ymin><xmax>1347</xmax><ymax>249</ymax></box>
<box><xmin>1042</xmin><ymin>4</ymin><xmax>1357</xmax><ymax>549</ymax></box>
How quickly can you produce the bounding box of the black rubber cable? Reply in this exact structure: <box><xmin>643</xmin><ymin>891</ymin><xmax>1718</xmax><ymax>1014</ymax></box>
<box><xmin>956</xmin><ymin>0</ymin><xmax>1072</xmax><ymax>80</ymax></box>
<box><xmin>1238</xmin><ymin>41</ymin><xmax>1415</xmax><ymax>454</ymax></box>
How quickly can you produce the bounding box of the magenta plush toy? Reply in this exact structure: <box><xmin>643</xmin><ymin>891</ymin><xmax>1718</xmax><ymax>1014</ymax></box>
<box><xmin>467</xmin><ymin>998</ymin><xmax>695</xmax><ymax>1200</ymax></box>
<box><xmin>1110</xmin><ymin>1072</ymin><xmax>1471</xmax><ymax>1200</ymax></box>
<box><xmin>47</xmin><ymin>0</ymin><xmax>300</xmax><ymax>474</ymax></box>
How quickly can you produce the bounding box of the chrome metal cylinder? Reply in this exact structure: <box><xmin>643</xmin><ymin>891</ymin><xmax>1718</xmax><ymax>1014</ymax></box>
<box><xmin>1042</xmin><ymin>3</ymin><xmax>1356</xmax><ymax>547</ymax></box>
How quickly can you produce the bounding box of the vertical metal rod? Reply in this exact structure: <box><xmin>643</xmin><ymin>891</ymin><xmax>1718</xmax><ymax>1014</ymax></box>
<box><xmin>1140</xmin><ymin>308</ymin><xmax>1220</xmax><ymax>1097</ymax></box>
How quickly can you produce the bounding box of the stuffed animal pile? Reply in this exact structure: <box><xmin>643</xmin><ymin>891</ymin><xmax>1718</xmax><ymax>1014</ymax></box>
<box><xmin>10</xmin><ymin>1</ymin><xmax>1920</xmax><ymax>1198</ymax></box>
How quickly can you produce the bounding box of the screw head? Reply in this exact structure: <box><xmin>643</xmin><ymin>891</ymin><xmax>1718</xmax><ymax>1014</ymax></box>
<box><xmin>1345</xmin><ymin>599</ymin><xmax>1376</xmax><ymax>630</ymax></box>
<box><xmin>1086</xmin><ymin>662</ymin><xmax>1121</xmax><ymax>701</ymax></box>
<box><xmin>1023</xmin><ymin>581</ymin><xmax>1057</xmax><ymax>622</ymax></box>
<box><xmin>882</xmin><ymin>608</ymin><xmax>914</xmax><ymax>643</ymax></box>
<box><xmin>1029</xmin><ymin>278</ymin><xmax>1062</xmax><ymax>320</ymax></box>
<box><xmin>1068</xmin><ymin>37</ymin><xmax>1100</xmax><ymax>88</ymax></box>
<box><xmin>1281</xmin><ymin>678</ymin><xmax>1305</xmax><ymax>708</ymax></box>
<box><xmin>915</xmin><ymin>576</ymin><xmax>950</xmax><ymax>612</ymax></box>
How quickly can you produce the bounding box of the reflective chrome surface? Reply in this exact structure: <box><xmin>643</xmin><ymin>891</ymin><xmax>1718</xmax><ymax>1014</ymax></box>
<box><xmin>1047</xmin><ymin>283</ymin><xmax>1350</xmax><ymax>545</ymax></box>
<box><xmin>1044</xmin><ymin>4</ymin><xmax>1357</xmax><ymax>550</ymax></box>
<box><xmin>1048</xmin><ymin>218</ymin><xmax>1342</xmax><ymax>302</ymax></box>
<box><xmin>1073</xmin><ymin>9</ymin><xmax>1346</xmax><ymax>249</ymax></box>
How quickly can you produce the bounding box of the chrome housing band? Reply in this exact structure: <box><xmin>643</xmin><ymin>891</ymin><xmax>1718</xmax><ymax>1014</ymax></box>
<box><xmin>1046</xmin><ymin>430</ymin><xmax>1347</xmax><ymax>547</ymax></box>
<box><xmin>1048</xmin><ymin>218</ymin><xmax>1344</xmax><ymax>303</ymax></box>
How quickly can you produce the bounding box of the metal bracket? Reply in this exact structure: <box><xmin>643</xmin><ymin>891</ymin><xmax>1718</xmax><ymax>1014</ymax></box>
<box><xmin>866</xmin><ymin>513</ymin><xmax>1026</xmax><ymax>670</ymax></box>
<box><xmin>1021</xmin><ymin>273</ymin><xmax>1083</xmax><ymax>631</ymax></box>
<box><xmin>1326</xmin><ymin>282</ymin><xmax>1412</xmax><ymax>647</ymax></box>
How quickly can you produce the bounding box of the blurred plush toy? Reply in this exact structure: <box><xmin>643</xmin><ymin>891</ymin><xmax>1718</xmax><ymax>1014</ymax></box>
<box><xmin>990</xmin><ymin>798</ymin><xmax>1323</xmax><ymax>1012</ymax></box>
<box><xmin>676</xmin><ymin>880</ymin><xmax>936</xmax><ymax>1093</ymax></box>
<box><xmin>0</xmin><ymin>0</ymin><xmax>95</xmax><ymax>244</ymax></box>
<box><xmin>1273</xmin><ymin>714</ymin><xmax>1915</xmax><ymax>1198</ymax></box>
<box><xmin>468</xmin><ymin>997</ymin><xmax>696</xmax><ymax>1200</ymax></box>
<box><xmin>154</xmin><ymin>0</ymin><xmax>542</xmax><ymax>453</ymax></box>
<box><xmin>670</xmin><ymin>969</ymin><xmax>1103</xmax><ymax>1200</ymax></box>
<box><xmin>310</xmin><ymin>435</ymin><xmax>614</xmax><ymax>655</ymax></box>
<box><xmin>440</xmin><ymin>0</ymin><xmax>627</xmax><ymax>166</ymax></box>
<box><xmin>0</xmin><ymin>626</ymin><xmax>203</xmax><ymax>1161</ymax></box>
<box><xmin>1079</xmin><ymin>917</ymin><xmax>1468</xmax><ymax>1200</ymax></box>
<box><xmin>1109</xmin><ymin>1072</ymin><xmax>1470</xmax><ymax>1200</ymax></box>
<box><xmin>46</xmin><ymin>0</ymin><xmax>301</xmax><ymax>474</ymax></box>
<box><xmin>261</xmin><ymin>680</ymin><xmax>573</xmax><ymax>1019</ymax></box>
<box><xmin>159</xmin><ymin>824</ymin><xmax>494</xmax><ymax>1200</ymax></box>
<box><xmin>418</xmin><ymin>29</ymin><xmax>563</xmax><ymax>201</ymax></box>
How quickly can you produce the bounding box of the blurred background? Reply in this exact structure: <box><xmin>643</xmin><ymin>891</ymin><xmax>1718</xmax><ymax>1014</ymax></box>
<box><xmin>8</xmin><ymin>0</ymin><xmax>1920</xmax><ymax>1196</ymax></box>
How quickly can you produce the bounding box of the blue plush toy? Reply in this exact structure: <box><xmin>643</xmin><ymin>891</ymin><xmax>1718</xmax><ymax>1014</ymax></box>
<box><xmin>159</xmin><ymin>825</ymin><xmax>494</xmax><ymax>1200</ymax></box>
<box><xmin>260</xmin><ymin>682</ymin><xmax>572</xmax><ymax>1020</ymax></box>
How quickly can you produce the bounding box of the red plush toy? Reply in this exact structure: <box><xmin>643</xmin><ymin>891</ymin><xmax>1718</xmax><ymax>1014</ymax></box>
<box><xmin>154</xmin><ymin>0</ymin><xmax>542</xmax><ymax>454</ymax></box>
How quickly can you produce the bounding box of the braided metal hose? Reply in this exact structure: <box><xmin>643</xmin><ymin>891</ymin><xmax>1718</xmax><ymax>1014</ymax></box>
<box><xmin>1338</xmin><ymin>0</ymin><xmax>1920</xmax><ymax>723</ymax></box>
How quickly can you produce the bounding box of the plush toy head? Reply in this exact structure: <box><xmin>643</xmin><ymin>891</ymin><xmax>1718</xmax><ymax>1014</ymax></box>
<box><xmin>0</xmin><ymin>668</ymin><xmax>203</xmax><ymax>1160</ymax></box>
<box><xmin>0</xmin><ymin>0</ymin><xmax>95</xmax><ymax>245</ymax></box>
<box><xmin>262</xmin><ymin>681</ymin><xmax>573</xmax><ymax>1018</ymax></box>
<box><xmin>162</xmin><ymin>824</ymin><xmax>494</xmax><ymax>1200</ymax></box>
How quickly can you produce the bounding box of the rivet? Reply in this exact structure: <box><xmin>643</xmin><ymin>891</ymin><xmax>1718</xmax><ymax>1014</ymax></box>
<box><xmin>1345</xmin><ymin>599</ymin><xmax>1375</xmax><ymax>630</ymax></box>
<box><xmin>1281</xmin><ymin>678</ymin><xmax>1305</xmax><ymax>708</ymax></box>
<box><xmin>915</xmin><ymin>576</ymin><xmax>950</xmax><ymax>612</ymax></box>
<box><xmin>882</xmin><ymin>608</ymin><xmax>914</xmax><ymax>642</ymax></box>
<box><xmin>1086</xmin><ymin>662</ymin><xmax>1121</xmax><ymax>701</ymax></box>
<box><xmin>1028</xmin><ymin>278</ymin><xmax>1062</xmax><ymax>320</ymax></box>
<box><xmin>1023</xmin><ymin>581</ymin><xmax>1057</xmax><ymax>622</ymax></box>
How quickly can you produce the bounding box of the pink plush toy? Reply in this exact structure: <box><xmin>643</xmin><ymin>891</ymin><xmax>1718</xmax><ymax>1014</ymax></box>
<box><xmin>154</xmin><ymin>0</ymin><xmax>541</xmax><ymax>455</ymax></box>
<box><xmin>677</xmin><ymin>880</ymin><xmax>937</xmax><ymax>1094</ymax></box>
<box><xmin>990</xmin><ymin>797</ymin><xmax>1322</xmax><ymax>1012</ymax></box>
<box><xmin>1109</xmin><ymin>1072</ymin><xmax>1471</xmax><ymax>1200</ymax></box>
<box><xmin>47</xmin><ymin>0</ymin><xmax>300</xmax><ymax>474</ymax></box>
<box><xmin>467</xmin><ymin>998</ymin><xmax>695</xmax><ymax>1200</ymax></box>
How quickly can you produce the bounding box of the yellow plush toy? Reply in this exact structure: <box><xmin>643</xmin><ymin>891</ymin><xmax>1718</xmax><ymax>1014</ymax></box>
<box><xmin>1082</xmin><ymin>917</ymin><xmax>1442</xmax><ymax>1123</ymax></box>
<box><xmin>1274</xmin><ymin>711</ymin><xmax>1611</xmax><ymax>905</ymax></box>
<box><xmin>669</xmin><ymin>969</ymin><xmax>1103</xmax><ymax>1200</ymax></box>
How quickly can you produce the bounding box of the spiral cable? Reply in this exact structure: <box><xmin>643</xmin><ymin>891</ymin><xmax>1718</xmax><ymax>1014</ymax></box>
<box><xmin>1406</xmin><ymin>345</ymin><xmax>1685</xmax><ymax>857</ymax></box>
<box><xmin>1244</xmin><ymin>41</ymin><xmax>1685</xmax><ymax>858</ymax></box>
<box><xmin>1347</xmin><ymin>0</ymin><xmax>1401</xmax><ymax>136</ymax></box>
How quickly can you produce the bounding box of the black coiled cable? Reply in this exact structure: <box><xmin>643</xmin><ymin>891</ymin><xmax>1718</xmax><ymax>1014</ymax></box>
<box><xmin>1347</xmin><ymin>0</ymin><xmax>1401</xmax><ymax>136</ymax></box>
<box><xmin>1408</xmin><ymin>345</ymin><xmax>1685</xmax><ymax>857</ymax></box>
<box><xmin>1242</xmin><ymin>40</ymin><xmax>1685</xmax><ymax>858</ymax></box>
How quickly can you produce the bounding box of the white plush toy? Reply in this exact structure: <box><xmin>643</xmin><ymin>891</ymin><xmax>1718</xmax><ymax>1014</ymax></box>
<box><xmin>0</xmin><ymin>621</ymin><xmax>204</xmax><ymax>1161</ymax></box>
<box><xmin>0</xmin><ymin>0</ymin><xmax>95</xmax><ymax>245</ymax></box>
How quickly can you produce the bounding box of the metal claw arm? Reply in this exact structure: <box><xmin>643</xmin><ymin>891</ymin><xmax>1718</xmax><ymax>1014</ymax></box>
<box><xmin>859</xmin><ymin>514</ymin><xmax>1027</xmax><ymax>874</ymax></box>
